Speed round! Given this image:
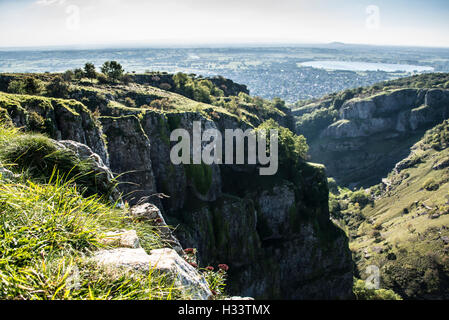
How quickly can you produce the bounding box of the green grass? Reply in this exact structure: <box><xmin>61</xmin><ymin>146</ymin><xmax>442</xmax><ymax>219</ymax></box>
<box><xmin>0</xmin><ymin>127</ymin><xmax>115</xmax><ymax>200</ymax></box>
<box><xmin>0</xmin><ymin>123</ymin><xmax>196</xmax><ymax>300</ymax></box>
<box><xmin>0</xmin><ymin>173</ymin><xmax>187</xmax><ymax>300</ymax></box>
<box><xmin>334</xmin><ymin>119</ymin><xmax>449</xmax><ymax>299</ymax></box>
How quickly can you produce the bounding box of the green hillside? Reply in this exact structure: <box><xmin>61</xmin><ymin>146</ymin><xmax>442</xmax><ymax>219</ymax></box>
<box><xmin>331</xmin><ymin>119</ymin><xmax>449</xmax><ymax>299</ymax></box>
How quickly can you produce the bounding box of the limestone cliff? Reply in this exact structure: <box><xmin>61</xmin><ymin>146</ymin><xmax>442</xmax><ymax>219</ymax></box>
<box><xmin>297</xmin><ymin>87</ymin><xmax>449</xmax><ymax>187</ymax></box>
<box><xmin>0</xmin><ymin>77</ymin><xmax>353</xmax><ymax>299</ymax></box>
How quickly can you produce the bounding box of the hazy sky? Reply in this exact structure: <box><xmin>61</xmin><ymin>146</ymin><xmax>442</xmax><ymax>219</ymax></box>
<box><xmin>0</xmin><ymin>0</ymin><xmax>448</xmax><ymax>48</ymax></box>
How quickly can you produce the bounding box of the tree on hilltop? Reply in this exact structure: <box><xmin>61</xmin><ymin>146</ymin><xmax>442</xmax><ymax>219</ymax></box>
<box><xmin>101</xmin><ymin>61</ymin><xmax>124</xmax><ymax>82</ymax></box>
<box><xmin>84</xmin><ymin>63</ymin><xmax>97</xmax><ymax>82</ymax></box>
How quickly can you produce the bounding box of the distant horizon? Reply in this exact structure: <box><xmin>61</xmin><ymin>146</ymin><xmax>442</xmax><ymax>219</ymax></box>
<box><xmin>1</xmin><ymin>1</ymin><xmax>448</xmax><ymax>49</ymax></box>
<box><xmin>1</xmin><ymin>41</ymin><xmax>449</xmax><ymax>52</ymax></box>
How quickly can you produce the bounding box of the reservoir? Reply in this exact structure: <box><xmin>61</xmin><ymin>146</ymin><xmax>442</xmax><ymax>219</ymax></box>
<box><xmin>298</xmin><ymin>60</ymin><xmax>434</xmax><ymax>72</ymax></box>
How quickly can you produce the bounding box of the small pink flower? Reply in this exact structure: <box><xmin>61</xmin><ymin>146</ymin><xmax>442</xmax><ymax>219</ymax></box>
<box><xmin>184</xmin><ymin>248</ymin><xmax>195</xmax><ymax>254</ymax></box>
<box><xmin>189</xmin><ymin>262</ymin><xmax>198</xmax><ymax>268</ymax></box>
<box><xmin>218</xmin><ymin>264</ymin><xmax>229</xmax><ymax>272</ymax></box>
<box><xmin>154</xmin><ymin>217</ymin><xmax>163</xmax><ymax>224</ymax></box>
<box><xmin>206</xmin><ymin>266</ymin><xmax>214</xmax><ymax>271</ymax></box>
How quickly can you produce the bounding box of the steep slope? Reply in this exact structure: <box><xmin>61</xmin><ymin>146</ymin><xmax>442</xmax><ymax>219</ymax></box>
<box><xmin>331</xmin><ymin>120</ymin><xmax>449</xmax><ymax>299</ymax></box>
<box><xmin>0</xmin><ymin>74</ymin><xmax>353</xmax><ymax>299</ymax></box>
<box><xmin>0</xmin><ymin>125</ymin><xmax>215</xmax><ymax>300</ymax></box>
<box><xmin>294</xmin><ymin>73</ymin><xmax>449</xmax><ymax>188</ymax></box>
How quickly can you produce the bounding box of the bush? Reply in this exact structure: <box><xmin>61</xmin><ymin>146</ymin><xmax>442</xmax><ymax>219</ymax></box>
<box><xmin>257</xmin><ymin>119</ymin><xmax>309</xmax><ymax>165</ymax></box>
<box><xmin>422</xmin><ymin>178</ymin><xmax>439</xmax><ymax>191</ymax></box>
<box><xmin>350</xmin><ymin>189</ymin><xmax>371</xmax><ymax>207</ymax></box>
<box><xmin>353</xmin><ymin>279</ymin><xmax>402</xmax><ymax>300</ymax></box>
<box><xmin>327</xmin><ymin>177</ymin><xmax>338</xmax><ymax>194</ymax></box>
<box><xmin>296</xmin><ymin>107</ymin><xmax>338</xmax><ymax>140</ymax></box>
<box><xmin>124</xmin><ymin>97</ymin><xmax>136</xmax><ymax>108</ymax></box>
<box><xmin>84</xmin><ymin>63</ymin><xmax>97</xmax><ymax>81</ymax></box>
<box><xmin>73</xmin><ymin>68</ymin><xmax>84</xmax><ymax>80</ymax></box>
<box><xmin>97</xmin><ymin>73</ymin><xmax>109</xmax><ymax>84</ymax></box>
<box><xmin>46</xmin><ymin>76</ymin><xmax>70</xmax><ymax>98</ymax></box>
<box><xmin>101</xmin><ymin>61</ymin><xmax>124</xmax><ymax>82</ymax></box>
<box><xmin>62</xmin><ymin>70</ymin><xmax>74</xmax><ymax>82</ymax></box>
<box><xmin>7</xmin><ymin>80</ymin><xmax>26</xmax><ymax>94</ymax></box>
<box><xmin>159</xmin><ymin>83</ymin><xmax>172</xmax><ymax>91</ymax></box>
<box><xmin>7</xmin><ymin>77</ymin><xmax>44</xmax><ymax>95</ymax></box>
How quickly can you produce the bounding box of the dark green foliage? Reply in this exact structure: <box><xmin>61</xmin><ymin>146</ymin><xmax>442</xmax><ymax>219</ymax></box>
<box><xmin>353</xmin><ymin>279</ymin><xmax>402</xmax><ymax>300</ymax></box>
<box><xmin>349</xmin><ymin>189</ymin><xmax>371</xmax><ymax>207</ymax></box>
<box><xmin>296</xmin><ymin>107</ymin><xmax>338</xmax><ymax>140</ymax></box>
<box><xmin>184</xmin><ymin>163</ymin><xmax>213</xmax><ymax>196</ymax></box>
<box><xmin>46</xmin><ymin>76</ymin><xmax>70</xmax><ymax>98</ymax></box>
<box><xmin>73</xmin><ymin>68</ymin><xmax>84</xmax><ymax>80</ymax></box>
<box><xmin>101</xmin><ymin>61</ymin><xmax>124</xmax><ymax>82</ymax></box>
<box><xmin>84</xmin><ymin>63</ymin><xmax>97</xmax><ymax>81</ymax></box>
<box><xmin>420</xmin><ymin>119</ymin><xmax>449</xmax><ymax>151</ymax></box>
<box><xmin>257</xmin><ymin>119</ymin><xmax>308</xmax><ymax>170</ymax></box>
<box><xmin>7</xmin><ymin>79</ymin><xmax>26</xmax><ymax>94</ymax></box>
<box><xmin>172</xmin><ymin>72</ymin><xmax>212</xmax><ymax>103</ymax></box>
<box><xmin>7</xmin><ymin>77</ymin><xmax>44</xmax><ymax>95</ymax></box>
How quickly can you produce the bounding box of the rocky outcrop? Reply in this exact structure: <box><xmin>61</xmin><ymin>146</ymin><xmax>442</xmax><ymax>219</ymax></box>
<box><xmin>0</xmin><ymin>93</ymin><xmax>109</xmax><ymax>165</ymax></box>
<box><xmin>303</xmin><ymin>88</ymin><xmax>449</xmax><ymax>187</ymax></box>
<box><xmin>95</xmin><ymin>110</ymin><xmax>353</xmax><ymax>299</ymax></box>
<box><xmin>100</xmin><ymin>115</ymin><xmax>158</xmax><ymax>204</ymax></box>
<box><xmin>129</xmin><ymin>203</ymin><xmax>183</xmax><ymax>255</ymax></box>
<box><xmin>93</xmin><ymin>247</ymin><xmax>212</xmax><ymax>300</ymax></box>
<box><xmin>1</xmin><ymin>84</ymin><xmax>353</xmax><ymax>300</ymax></box>
<box><xmin>56</xmin><ymin>140</ymin><xmax>122</xmax><ymax>203</ymax></box>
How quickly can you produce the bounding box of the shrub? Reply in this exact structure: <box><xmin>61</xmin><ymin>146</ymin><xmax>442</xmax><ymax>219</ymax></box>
<box><xmin>159</xmin><ymin>83</ymin><xmax>172</xmax><ymax>91</ymax></box>
<box><xmin>257</xmin><ymin>119</ymin><xmax>309</xmax><ymax>167</ymax></box>
<box><xmin>121</xmin><ymin>74</ymin><xmax>133</xmax><ymax>85</ymax></box>
<box><xmin>124</xmin><ymin>97</ymin><xmax>136</xmax><ymax>108</ymax></box>
<box><xmin>353</xmin><ymin>279</ymin><xmax>402</xmax><ymax>300</ymax></box>
<box><xmin>46</xmin><ymin>76</ymin><xmax>70</xmax><ymax>98</ymax></box>
<box><xmin>350</xmin><ymin>189</ymin><xmax>371</xmax><ymax>207</ymax></box>
<box><xmin>73</xmin><ymin>68</ymin><xmax>84</xmax><ymax>80</ymax></box>
<box><xmin>422</xmin><ymin>178</ymin><xmax>439</xmax><ymax>191</ymax></box>
<box><xmin>97</xmin><ymin>73</ymin><xmax>109</xmax><ymax>84</ymax></box>
<box><xmin>101</xmin><ymin>61</ymin><xmax>124</xmax><ymax>82</ymax></box>
<box><xmin>8</xmin><ymin>77</ymin><xmax>44</xmax><ymax>95</ymax></box>
<box><xmin>84</xmin><ymin>63</ymin><xmax>97</xmax><ymax>82</ymax></box>
<box><xmin>327</xmin><ymin>177</ymin><xmax>338</xmax><ymax>194</ymax></box>
<box><xmin>296</xmin><ymin>107</ymin><xmax>338</xmax><ymax>140</ymax></box>
<box><xmin>7</xmin><ymin>80</ymin><xmax>26</xmax><ymax>94</ymax></box>
<box><xmin>62</xmin><ymin>70</ymin><xmax>74</xmax><ymax>82</ymax></box>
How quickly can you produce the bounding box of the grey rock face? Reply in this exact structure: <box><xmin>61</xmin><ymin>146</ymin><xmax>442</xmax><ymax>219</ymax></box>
<box><xmin>55</xmin><ymin>139</ymin><xmax>122</xmax><ymax>203</ymax></box>
<box><xmin>100</xmin><ymin>115</ymin><xmax>158</xmax><ymax>205</ymax></box>
<box><xmin>256</xmin><ymin>182</ymin><xmax>296</xmax><ymax>240</ymax></box>
<box><xmin>129</xmin><ymin>203</ymin><xmax>184</xmax><ymax>255</ymax></box>
<box><xmin>100</xmin><ymin>230</ymin><xmax>141</xmax><ymax>249</ymax></box>
<box><xmin>306</xmin><ymin>88</ymin><xmax>449</xmax><ymax>187</ymax></box>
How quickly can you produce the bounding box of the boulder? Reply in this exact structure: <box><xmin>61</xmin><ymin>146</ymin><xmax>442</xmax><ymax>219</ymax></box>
<box><xmin>92</xmin><ymin>248</ymin><xmax>212</xmax><ymax>300</ymax></box>
<box><xmin>100</xmin><ymin>230</ymin><xmax>140</xmax><ymax>249</ymax></box>
<box><xmin>56</xmin><ymin>140</ymin><xmax>122</xmax><ymax>204</ymax></box>
<box><xmin>129</xmin><ymin>203</ymin><xmax>183</xmax><ymax>255</ymax></box>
